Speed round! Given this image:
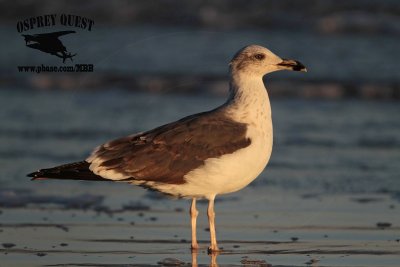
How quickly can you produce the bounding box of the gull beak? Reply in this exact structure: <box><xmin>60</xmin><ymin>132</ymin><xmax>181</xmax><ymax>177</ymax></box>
<box><xmin>277</xmin><ymin>59</ymin><xmax>307</xmax><ymax>72</ymax></box>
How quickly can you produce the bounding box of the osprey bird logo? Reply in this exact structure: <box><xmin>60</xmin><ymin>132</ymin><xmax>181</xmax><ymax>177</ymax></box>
<box><xmin>22</xmin><ymin>31</ymin><xmax>77</xmax><ymax>63</ymax></box>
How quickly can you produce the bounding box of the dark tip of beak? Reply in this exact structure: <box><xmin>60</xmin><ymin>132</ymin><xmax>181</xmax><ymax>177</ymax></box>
<box><xmin>278</xmin><ymin>59</ymin><xmax>307</xmax><ymax>72</ymax></box>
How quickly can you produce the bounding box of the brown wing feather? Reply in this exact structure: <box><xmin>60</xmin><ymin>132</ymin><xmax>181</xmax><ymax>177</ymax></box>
<box><xmin>90</xmin><ymin>111</ymin><xmax>251</xmax><ymax>185</ymax></box>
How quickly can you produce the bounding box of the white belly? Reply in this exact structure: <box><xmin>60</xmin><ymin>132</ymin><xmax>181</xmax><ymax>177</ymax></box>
<box><xmin>154</xmin><ymin>124</ymin><xmax>273</xmax><ymax>199</ymax></box>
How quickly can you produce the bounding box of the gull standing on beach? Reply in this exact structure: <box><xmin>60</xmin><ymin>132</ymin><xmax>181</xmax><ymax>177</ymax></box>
<box><xmin>28</xmin><ymin>45</ymin><xmax>306</xmax><ymax>252</ymax></box>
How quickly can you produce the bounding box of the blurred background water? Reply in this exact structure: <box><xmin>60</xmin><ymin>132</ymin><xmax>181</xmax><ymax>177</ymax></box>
<box><xmin>0</xmin><ymin>0</ymin><xmax>399</xmax><ymax>198</ymax></box>
<box><xmin>1</xmin><ymin>89</ymin><xmax>399</xmax><ymax>195</ymax></box>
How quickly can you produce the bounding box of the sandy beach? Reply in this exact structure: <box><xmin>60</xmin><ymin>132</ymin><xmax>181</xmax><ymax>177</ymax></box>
<box><xmin>1</xmin><ymin>183</ymin><xmax>399</xmax><ymax>267</ymax></box>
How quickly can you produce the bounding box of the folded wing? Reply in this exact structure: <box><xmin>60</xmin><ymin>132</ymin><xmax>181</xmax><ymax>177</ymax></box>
<box><xmin>88</xmin><ymin>111</ymin><xmax>251</xmax><ymax>185</ymax></box>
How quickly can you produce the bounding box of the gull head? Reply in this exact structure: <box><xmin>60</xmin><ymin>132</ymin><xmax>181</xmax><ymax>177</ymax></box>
<box><xmin>230</xmin><ymin>45</ymin><xmax>307</xmax><ymax>76</ymax></box>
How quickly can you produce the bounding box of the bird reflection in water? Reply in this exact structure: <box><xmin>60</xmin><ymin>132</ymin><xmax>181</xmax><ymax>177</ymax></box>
<box><xmin>191</xmin><ymin>249</ymin><xmax>219</xmax><ymax>267</ymax></box>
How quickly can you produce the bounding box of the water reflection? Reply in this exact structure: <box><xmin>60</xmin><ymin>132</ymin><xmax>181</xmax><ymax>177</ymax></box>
<box><xmin>189</xmin><ymin>250</ymin><xmax>294</xmax><ymax>267</ymax></box>
<box><xmin>191</xmin><ymin>250</ymin><xmax>219</xmax><ymax>267</ymax></box>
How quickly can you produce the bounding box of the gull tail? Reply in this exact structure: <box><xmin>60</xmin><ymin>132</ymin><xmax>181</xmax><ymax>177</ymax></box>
<box><xmin>28</xmin><ymin>161</ymin><xmax>107</xmax><ymax>181</ymax></box>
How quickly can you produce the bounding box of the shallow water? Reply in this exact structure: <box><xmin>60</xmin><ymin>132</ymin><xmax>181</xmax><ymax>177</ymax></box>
<box><xmin>0</xmin><ymin>89</ymin><xmax>400</xmax><ymax>266</ymax></box>
<box><xmin>1</xmin><ymin>185</ymin><xmax>399</xmax><ymax>266</ymax></box>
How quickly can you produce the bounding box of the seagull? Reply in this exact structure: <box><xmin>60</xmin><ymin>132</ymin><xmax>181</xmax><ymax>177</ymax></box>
<box><xmin>28</xmin><ymin>44</ymin><xmax>306</xmax><ymax>253</ymax></box>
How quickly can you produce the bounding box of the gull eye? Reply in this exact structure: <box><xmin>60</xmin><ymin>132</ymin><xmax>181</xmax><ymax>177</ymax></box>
<box><xmin>254</xmin><ymin>54</ymin><xmax>265</xmax><ymax>60</ymax></box>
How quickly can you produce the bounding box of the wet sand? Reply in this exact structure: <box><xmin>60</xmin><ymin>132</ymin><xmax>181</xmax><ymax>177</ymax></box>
<box><xmin>1</xmin><ymin>183</ymin><xmax>399</xmax><ymax>267</ymax></box>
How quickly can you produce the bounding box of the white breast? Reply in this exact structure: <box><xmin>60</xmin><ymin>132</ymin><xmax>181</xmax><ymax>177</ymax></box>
<box><xmin>154</xmin><ymin>77</ymin><xmax>273</xmax><ymax>199</ymax></box>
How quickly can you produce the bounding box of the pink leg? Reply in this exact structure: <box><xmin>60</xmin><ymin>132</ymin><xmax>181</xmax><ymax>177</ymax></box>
<box><xmin>207</xmin><ymin>196</ymin><xmax>220</xmax><ymax>253</ymax></box>
<box><xmin>190</xmin><ymin>198</ymin><xmax>199</xmax><ymax>250</ymax></box>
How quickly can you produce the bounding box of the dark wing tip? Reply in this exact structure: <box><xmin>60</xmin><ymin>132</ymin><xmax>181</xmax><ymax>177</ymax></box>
<box><xmin>27</xmin><ymin>170</ymin><xmax>44</xmax><ymax>180</ymax></box>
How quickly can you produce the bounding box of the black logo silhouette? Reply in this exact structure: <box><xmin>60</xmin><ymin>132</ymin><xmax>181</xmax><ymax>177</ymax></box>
<box><xmin>22</xmin><ymin>31</ymin><xmax>76</xmax><ymax>63</ymax></box>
